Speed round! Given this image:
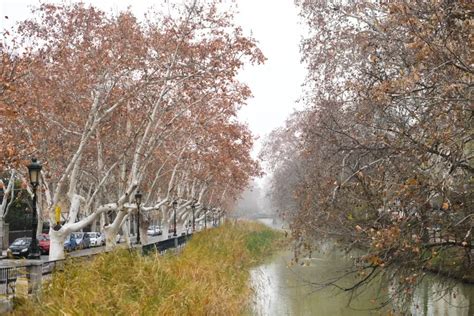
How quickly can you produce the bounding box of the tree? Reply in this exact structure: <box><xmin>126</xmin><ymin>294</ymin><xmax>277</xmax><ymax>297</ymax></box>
<box><xmin>265</xmin><ymin>0</ymin><xmax>473</xmax><ymax>309</ymax></box>
<box><xmin>2</xmin><ymin>1</ymin><xmax>263</xmax><ymax>260</ymax></box>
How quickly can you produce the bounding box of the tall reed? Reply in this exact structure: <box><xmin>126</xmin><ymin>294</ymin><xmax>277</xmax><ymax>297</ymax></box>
<box><xmin>12</xmin><ymin>221</ymin><xmax>282</xmax><ymax>315</ymax></box>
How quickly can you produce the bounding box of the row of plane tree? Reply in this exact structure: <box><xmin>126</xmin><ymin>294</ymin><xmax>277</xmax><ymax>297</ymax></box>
<box><xmin>0</xmin><ymin>1</ymin><xmax>263</xmax><ymax>260</ymax></box>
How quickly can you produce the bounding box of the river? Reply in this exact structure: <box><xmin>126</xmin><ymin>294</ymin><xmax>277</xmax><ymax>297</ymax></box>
<box><xmin>250</xmin><ymin>219</ymin><xmax>474</xmax><ymax>315</ymax></box>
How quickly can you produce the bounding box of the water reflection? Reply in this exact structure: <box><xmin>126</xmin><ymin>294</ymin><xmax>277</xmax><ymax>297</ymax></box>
<box><xmin>250</xmin><ymin>249</ymin><xmax>473</xmax><ymax>316</ymax></box>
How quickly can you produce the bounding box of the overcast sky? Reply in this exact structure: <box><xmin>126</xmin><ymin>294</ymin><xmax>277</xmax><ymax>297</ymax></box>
<box><xmin>1</xmin><ymin>0</ymin><xmax>306</xmax><ymax>167</ymax></box>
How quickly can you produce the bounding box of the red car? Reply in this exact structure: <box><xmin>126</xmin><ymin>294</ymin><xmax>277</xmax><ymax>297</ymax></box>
<box><xmin>38</xmin><ymin>233</ymin><xmax>50</xmax><ymax>255</ymax></box>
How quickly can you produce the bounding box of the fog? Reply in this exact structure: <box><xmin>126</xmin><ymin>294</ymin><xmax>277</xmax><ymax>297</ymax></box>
<box><xmin>232</xmin><ymin>180</ymin><xmax>273</xmax><ymax>219</ymax></box>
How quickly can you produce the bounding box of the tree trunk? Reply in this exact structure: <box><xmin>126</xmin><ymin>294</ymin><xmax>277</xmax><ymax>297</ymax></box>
<box><xmin>123</xmin><ymin>219</ymin><xmax>131</xmax><ymax>247</ymax></box>
<box><xmin>103</xmin><ymin>206</ymin><xmax>130</xmax><ymax>251</ymax></box>
<box><xmin>100</xmin><ymin>213</ymin><xmax>106</xmax><ymax>233</ymax></box>
<box><xmin>139</xmin><ymin>221</ymin><xmax>149</xmax><ymax>245</ymax></box>
<box><xmin>0</xmin><ymin>219</ymin><xmax>5</xmax><ymax>251</ymax></box>
<box><xmin>48</xmin><ymin>229</ymin><xmax>67</xmax><ymax>261</ymax></box>
<box><xmin>91</xmin><ymin>219</ymin><xmax>97</xmax><ymax>232</ymax></box>
<box><xmin>36</xmin><ymin>216</ymin><xmax>43</xmax><ymax>236</ymax></box>
<box><xmin>104</xmin><ymin>225</ymin><xmax>118</xmax><ymax>251</ymax></box>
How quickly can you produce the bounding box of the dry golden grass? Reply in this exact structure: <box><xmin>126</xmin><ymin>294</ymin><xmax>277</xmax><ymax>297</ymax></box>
<box><xmin>11</xmin><ymin>221</ymin><xmax>282</xmax><ymax>316</ymax></box>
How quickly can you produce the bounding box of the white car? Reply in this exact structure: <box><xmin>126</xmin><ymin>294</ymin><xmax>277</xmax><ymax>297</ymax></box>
<box><xmin>147</xmin><ymin>226</ymin><xmax>162</xmax><ymax>236</ymax></box>
<box><xmin>88</xmin><ymin>232</ymin><xmax>105</xmax><ymax>247</ymax></box>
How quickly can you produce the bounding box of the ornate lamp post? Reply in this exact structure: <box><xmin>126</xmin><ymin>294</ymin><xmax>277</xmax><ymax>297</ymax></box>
<box><xmin>135</xmin><ymin>190</ymin><xmax>142</xmax><ymax>245</ymax></box>
<box><xmin>27</xmin><ymin>158</ymin><xmax>42</xmax><ymax>259</ymax></box>
<box><xmin>172</xmin><ymin>200</ymin><xmax>178</xmax><ymax>237</ymax></box>
<box><xmin>191</xmin><ymin>201</ymin><xmax>196</xmax><ymax>232</ymax></box>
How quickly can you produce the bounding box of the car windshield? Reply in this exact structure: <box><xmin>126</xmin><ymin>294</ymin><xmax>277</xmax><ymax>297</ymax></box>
<box><xmin>89</xmin><ymin>233</ymin><xmax>98</xmax><ymax>238</ymax></box>
<box><xmin>73</xmin><ymin>233</ymin><xmax>83</xmax><ymax>239</ymax></box>
<box><xmin>12</xmin><ymin>238</ymin><xmax>30</xmax><ymax>246</ymax></box>
<box><xmin>38</xmin><ymin>235</ymin><xmax>49</xmax><ymax>241</ymax></box>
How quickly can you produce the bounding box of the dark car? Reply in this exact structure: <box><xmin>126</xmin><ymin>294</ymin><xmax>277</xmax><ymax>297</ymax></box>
<box><xmin>64</xmin><ymin>234</ymin><xmax>77</xmax><ymax>252</ymax></box>
<box><xmin>7</xmin><ymin>237</ymin><xmax>31</xmax><ymax>258</ymax></box>
<box><xmin>38</xmin><ymin>233</ymin><xmax>50</xmax><ymax>255</ymax></box>
<box><xmin>73</xmin><ymin>232</ymin><xmax>91</xmax><ymax>249</ymax></box>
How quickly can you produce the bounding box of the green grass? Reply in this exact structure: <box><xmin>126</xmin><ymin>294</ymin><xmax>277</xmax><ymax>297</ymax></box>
<box><xmin>245</xmin><ymin>229</ymin><xmax>282</xmax><ymax>260</ymax></box>
<box><xmin>11</xmin><ymin>221</ymin><xmax>283</xmax><ymax>315</ymax></box>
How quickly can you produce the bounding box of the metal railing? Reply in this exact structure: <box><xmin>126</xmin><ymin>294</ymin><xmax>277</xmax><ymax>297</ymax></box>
<box><xmin>0</xmin><ymin>232</ymin><xmax>195</xmax><ymax>302</ymax></box>
<box><xmin>142</xmin><ymin>233</ymin><xmax>192</xmax><ymax>255</ymax></box>
<box><xmin>0</xmin><ymin>267</ymin><xmax>17</xmax><ymax>298</ymax></box>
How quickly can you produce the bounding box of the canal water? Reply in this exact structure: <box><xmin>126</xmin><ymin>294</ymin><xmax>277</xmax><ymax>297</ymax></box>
<box><xmin>251</xmin><ymin>219</ymin><xmax>474</xmax><ymax>315</ymax></box>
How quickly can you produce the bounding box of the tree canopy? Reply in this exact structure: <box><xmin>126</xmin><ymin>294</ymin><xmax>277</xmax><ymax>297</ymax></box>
<box><xmin>1</xmin><ymin>1</ymin><xmax>264</xmax><ymax>259</ymax></box>
<box><xmin>264</xmin><ymin>0</ymin><xmax>473</xmax><ymax>308</ymax></box>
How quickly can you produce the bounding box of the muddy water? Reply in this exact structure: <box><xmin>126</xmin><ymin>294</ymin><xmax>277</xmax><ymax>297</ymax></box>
<box><xmin>250</xmin><ymin>219</ymin><xmax>473</xmax><ymax>315</ymax></box>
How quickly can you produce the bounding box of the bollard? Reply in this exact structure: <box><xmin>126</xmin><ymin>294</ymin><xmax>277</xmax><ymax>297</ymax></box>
<box><xmin>27</xmin><ymin>262</ymin><xmax>43</xmax><ymax>295</ymax></box>
<box><xmin>174</xmin><ymin>237</ymin><xmax>178</xmax><ymax>249</ymax></box>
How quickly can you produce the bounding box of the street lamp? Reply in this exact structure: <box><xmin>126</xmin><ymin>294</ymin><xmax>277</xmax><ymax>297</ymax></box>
<box><xmin>135</xmin><ymin>190</ymin><xmax>142</xmax><ymax>245</ymax></box>
<box><xmin>27</xmin><ymin>158</ymin><xmax>42</xmax><ymax>259</ymax></box>
<box><xmin>172</xmin><ymin>200</ymin><xmax>178</xmax><ymax>237</ymax></box>
<box><xmin>191</xmin><ymin>201</ymin><xmax>196</xmax><ymax>232</ymax></box>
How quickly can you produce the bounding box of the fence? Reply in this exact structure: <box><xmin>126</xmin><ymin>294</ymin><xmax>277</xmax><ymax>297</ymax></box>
<box><xmin>142</xmin><ymin>234</ymin><xmax>191</xmax><ymax>255</ymax></box>
<box><xmin>0</xmin><ymin>267</ymin><xmax>17</xmax><ymax>299</ymax></box>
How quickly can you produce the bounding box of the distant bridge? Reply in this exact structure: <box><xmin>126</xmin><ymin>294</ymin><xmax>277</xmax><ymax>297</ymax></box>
<box><xmin>234</xmin><ymin>212</ymin><xmax>275</xmax><ymax>220</ymax></box>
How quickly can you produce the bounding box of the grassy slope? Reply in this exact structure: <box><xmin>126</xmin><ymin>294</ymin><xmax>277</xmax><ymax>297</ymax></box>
<box><xmin>12</xmin><ymin>221</ymin><xmax>282</xmax><ymax>315</ymax></box>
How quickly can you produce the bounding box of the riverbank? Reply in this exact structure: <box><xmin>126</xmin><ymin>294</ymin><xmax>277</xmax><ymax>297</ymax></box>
<box><xmin>249</xmin><ymin>248</ymin><xmax>474</xmax><ymax>316</ymax></box>
<box><xmin>424</xmin><ymin>246</ymin><xmax>474</xmax><ymax>284</ymax></box>
<box><xmin>11</xmin><ymin>221</ymin><xmax>283</xmax><ymax>315</ymax></box>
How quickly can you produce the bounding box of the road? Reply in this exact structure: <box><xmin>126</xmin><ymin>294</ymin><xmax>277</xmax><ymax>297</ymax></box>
<box><xmin>0</xmin><ymin>230</ymin><xmax>190</xmax><ymax>267</ymax></box>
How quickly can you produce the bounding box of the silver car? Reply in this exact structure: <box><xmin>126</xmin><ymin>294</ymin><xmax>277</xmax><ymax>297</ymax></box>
<box><xmin>87</xmin><ymin>232</ymin><xmax>105</xmax><ymax>247</ymax></box>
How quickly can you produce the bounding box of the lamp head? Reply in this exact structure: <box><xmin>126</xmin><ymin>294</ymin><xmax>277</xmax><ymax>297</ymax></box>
<box><xmin>135</xmin><ymin>190</ymin><xmax>143</xmax><ymax>205</ymax></box>
<box><xmin>27</xmin><ymin>158</ymin><xmax>42</xmax><ymax>187</ymax></box>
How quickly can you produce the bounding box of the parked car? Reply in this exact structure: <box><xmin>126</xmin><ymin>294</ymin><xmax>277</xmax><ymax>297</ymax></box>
<box><xmin>87</xmin><ymin>232</ymin><xmax>105</xmax><ymax>247</ymax></box>
<box><xmin>38</xmin><ymin>233</ymin><xmax>50</xmax><ymax>254</ymax></box>
<box><xmin>64</xmin><ymin>234</ymin><xmax>77</xmax><ymax>252</ymax></box>
<box><xmin>73</xmin><ymin>232</ymin><xmax>91</xmax><ymax>249</ymax></box>
<box><xmin>147</xmin><ymin>226</ymin><xmax>162</xmax><ymax>236</ymax></box>
<box><xmin>7</xmin><ymin>237</ymin><xmax>31</xmax><ymax>258</ymax></box>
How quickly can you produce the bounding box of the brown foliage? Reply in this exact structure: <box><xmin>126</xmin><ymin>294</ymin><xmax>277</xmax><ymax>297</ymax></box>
<box><xmin>266</xmin><ymin>0</ymin><xmax>473</xmax><ymax>307</ymax></box>
<box><xmin>1</xmin><ymin>2</ymin><xmax>263</xmax><ymax>227</ymax></box>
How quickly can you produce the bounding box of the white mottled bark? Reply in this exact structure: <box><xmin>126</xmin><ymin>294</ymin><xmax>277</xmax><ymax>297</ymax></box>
<box><xmin>48</xmin><ymin>203</ymin><xmax>117</xmax><ymax>260</ymax></box>
<box><xmin>48</xmin><ymin>229</ymin><xmax>68</xmax><ymax>260</ymax></box>
<box><xmin>104</xmin><ymin>225</ymin><xmax>118</xmax><ymax>251</ymax></box>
